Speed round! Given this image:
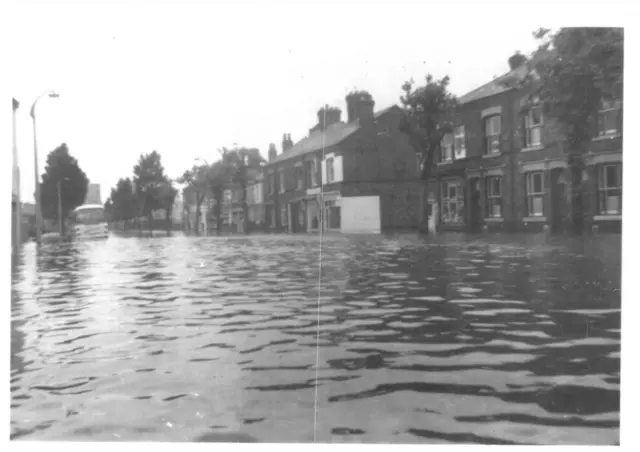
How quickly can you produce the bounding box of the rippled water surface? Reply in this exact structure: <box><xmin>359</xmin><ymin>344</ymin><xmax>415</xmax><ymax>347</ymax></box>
<box><xmin>11</xmin><ymin>233</ymin><xmax>621</xmax><ymax>444</ymax></box>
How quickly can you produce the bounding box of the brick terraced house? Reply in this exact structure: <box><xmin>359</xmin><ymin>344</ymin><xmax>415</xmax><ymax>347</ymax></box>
<box><xmin>427</xmin><ymin>54</ymin><xmax>622</xmax><ymax>233</ymax></box>
<box><xmin>263</xmin><ymin>91</ymin><xmax>421</xmax><ymax>234</ymax></box>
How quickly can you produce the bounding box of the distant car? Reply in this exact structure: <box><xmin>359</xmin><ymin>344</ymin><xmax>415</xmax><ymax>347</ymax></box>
<box><xmin>66</xmin><ymin>204</ymin><xmax>109</xmax><ymax>241</ymax></box>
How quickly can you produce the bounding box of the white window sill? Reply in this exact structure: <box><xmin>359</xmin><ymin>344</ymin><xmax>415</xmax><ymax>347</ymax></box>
<box><xmin>523</xmin><ymin>216</ymin><xmax>547</xmax><ymax>222</ymax></box>
<box><xmin>522</xmin><ymin>145</ymin><xmax>544</xmax><ymax>152</ymax></box>
<box><xmin>437</xmin><ymin>161</ymin><xmax>453</xmax><ymax>166</ymax></box>
<box><xmin>482</xmin><ymin>152</ymin><xmax>502</xmax><ymax>159</ymax></box>
<box><xmin>592</xmin><ymin>133</ymin><xmax>621</xmax><ymax>142</ymax></box>
<box><xmin>485</xmin><ymin>217</ymin><xmax>504</xmax><ymax>222</ymax></box>
<box><xmin>593</xmin><ymin>215</ymin><xmax>622</xmax><ymax>221</ymax></box>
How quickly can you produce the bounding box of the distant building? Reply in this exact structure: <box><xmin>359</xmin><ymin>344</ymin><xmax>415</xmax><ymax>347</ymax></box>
<box><xmin>85</xmin><ymin>183</ymin><xmax>102</xmax><ymax>205</ymax></box>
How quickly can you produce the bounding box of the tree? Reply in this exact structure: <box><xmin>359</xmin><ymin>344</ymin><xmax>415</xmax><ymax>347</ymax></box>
<box><xmin>177</xmin><ymin>164</ymin><xmax>210</xmax><ymax>234</ymax></box>
<box><xmin>504</xmin><ymin>27</ymin><xmax>623</xmax><ymax>233</ymax></box>
<box><xmin>107</xmin><ymin>177</ymin><xmax>137</xmax><ymax>228</ymax></box>
<box><xmin>221</xmin><ymin>146</ymin><xmax>264</xmax><ymax>234</ymax></box>
<box><xmin>40</xmin><ymin>143</ymin><xmax>89</xmax><ymax>233</ymax></box>
<box><xmin>132</xmin><ymin>151</ymin><xmax>172</xmax><ymax>232</ymax></box>
<box><xmin>399</xmin><ymin>75</ymin><xmax>458</xmax><ymax>231</ymax></box>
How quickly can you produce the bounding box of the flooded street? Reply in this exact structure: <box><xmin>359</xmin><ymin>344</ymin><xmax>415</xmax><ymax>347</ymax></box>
<box><xmin>10</xmin><ymin>233</ymin><xmax>620</xmax><ymax>444</ymax></box>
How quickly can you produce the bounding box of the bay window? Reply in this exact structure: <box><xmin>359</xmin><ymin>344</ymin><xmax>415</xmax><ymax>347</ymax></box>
<box><xmin>441</xmin><ymin>180</ymin><xmax>465</xmax><ymax>224</ymax></box>
<box><xmin>486</xmin><ymin>176</ymin><xmax>502</xmax><ymax>218</ymax></box>
<box><xmin>598</xmin><ymin>164</ymin><xmax>622</xmax><ymax>215</ymax></box>
<box><xmin>526</xmin><ymin>172</ymin><xmax>545</xmax><ymax>217</ymax></box>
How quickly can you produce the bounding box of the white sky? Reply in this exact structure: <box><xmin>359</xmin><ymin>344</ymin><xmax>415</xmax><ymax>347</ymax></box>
<box><xmin>8</xmin><ymin>1</ymin><xmax>576</xmax><ymax>204</ymax></box>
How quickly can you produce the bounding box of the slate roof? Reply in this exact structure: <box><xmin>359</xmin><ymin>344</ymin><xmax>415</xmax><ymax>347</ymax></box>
<box><xmin>270</xmin><ymin>105</ymin><xmax>397</xmax><ymax>164</ymax></box>
<box><xmin>458</xmin><ymin>64</ymin><xmax>529</xmax><ymax>105</ymax></box>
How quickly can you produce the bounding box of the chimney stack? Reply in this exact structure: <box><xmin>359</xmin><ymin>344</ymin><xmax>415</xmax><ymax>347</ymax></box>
<box><xmin>317</xmin><ymin>105</ymin><xmax>342</xmax><ymax>131</ymax></box>
<box><xmin>508</xmin><ymin>51</ymin><xmax>528</xmax><ymax>71</ymax></box>
<box><xmin>282</xmin><ymin>134</ymin><xmax>293</xmax><ymax>152</ymax></box>
<box><xmin>268</xmin><ymin>143</ymin><xmax>278</xmax><ymax>162</ymax></box>
<box><xmin>345</xmin><ymin>91</ymin><xmax>375</xmax><ymax>124</ymax></box>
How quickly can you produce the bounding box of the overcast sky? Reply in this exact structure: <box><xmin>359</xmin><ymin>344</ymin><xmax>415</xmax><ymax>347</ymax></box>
<box><xmin>8</xmin><ymin>2</ymin><xmax>566</xmax><ymax>204</ymax></box>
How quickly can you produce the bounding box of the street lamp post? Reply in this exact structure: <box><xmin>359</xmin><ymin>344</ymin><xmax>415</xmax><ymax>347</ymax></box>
<box><xmin>12</xmin><ymin>98</ymin><xmax>21</xmax><ymax>255</ymax></box>
<box><xmin>57</xmin><ymin>177</ymin><xmax>70</xmax><ymax>236</ymax></box>
<box><xmin>31</xmin><ymin>90</ymin><xmax>60</xmax><ymax>244</ymax></box>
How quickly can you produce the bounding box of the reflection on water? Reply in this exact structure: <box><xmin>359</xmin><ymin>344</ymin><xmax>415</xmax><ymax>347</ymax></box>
<box><xmin>11</xmin><ymin>233</ymin><xmax>620</xmax><ymax>444</ymax></box>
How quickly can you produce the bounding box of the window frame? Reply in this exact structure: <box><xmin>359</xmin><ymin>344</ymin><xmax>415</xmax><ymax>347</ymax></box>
<box><xmin>453</xmin><ymin>125</ymin><xmax>466</xmax><ymax>159</ymax></box>
<box><xmin>326</xmin><ymin>157</ymin><xmax>335</xmax><ymax>183</ymax></box>
<box><xmin>484</xmin><ymin>115</ymin><xmax>501</xmax><ymax>155</ymax></box>
<box><xmin>526</xmin><ymin>171</ymin><xmax>545</xmax><ymax>217</ymax></box>
<box><xmin>278</xmin><ymin>169</ymin><xmax>285</xmax><ymax>193</ymax></box>
<box><xmin>485</xmin><ymin>176</ymin><xmax>502</xmax><ymax>218</ymax></box>
<box><xmin>295</xmin><ymin>166</ymin><xmax>304</xmax><ymax>190</ymax></box>
<box><xmin>524</xmin><ymin>97</ymin><xmax>543</xmax><ymax>148</ymax></box>
<box><xmin>597</xmin><ymin>99</ymin><xmax>622</xmax><ymax>137</ymax></box>
<box><xmin>440</xmin><ymin>180</ymin><xmax>465</xmax><ymax>224</ymax></box>
<box><xmin>280</xmin><ymin>204</ymin><xmax>288</xmax><ymax>227</ymax></box>
<box><xmin>440</xmin><ymin>133</ymin><xmax>453</xmax><ymax>163</ymax></box>
<box><xmin>597</xmin><ymin>163</ymin><xmax>622</xmax><ymax>215</ymax></box>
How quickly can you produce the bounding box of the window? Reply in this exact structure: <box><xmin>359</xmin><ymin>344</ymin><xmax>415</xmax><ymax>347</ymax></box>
<box><xmin>526</xmin><ymin>172</ymin><xmax>545</xmax><ymax>217</ymax></box>
<box><xmin>269</xmin><ymin>206</ymin><xmax>276</xmax><ymax>228</ymax></box>
<box><xmin>440</xmin><ymin>133</ymin><xmax>453</xmax><ymax>163</ymax></box>
<box><xmin>280</xmin><ymin>204</ymin><xmax>288</xmax><ymax>227</ymax></box>
<box><xmin>268</xmin><ymin>173</ymin><xmax>275</xmax><ymax>195</ymax></box>
<box><xmin>485</xmin><ymin>177</ymin><xmax>502</xmax><ymax>218</ymax></box>
<box><xmin>524</xmin><ymin>101</ymin><xmax>543</xmax><ymax>148</ymax></box>
<box><xmin>453</xmin><ymin>125</ymin><xmax>466</xmax><ymax>159</ymax></box>
<box><xmin>278</xmin><ymin>170</ymin><xmax>285</xmax><ymax>193</ymax></box>
<box><xmin>484</xmin><ymin>116</ymin><xmax>501</xmax><ymax>154</ymax></box>
<box><xmin>597</xmin><ymin>99</ymin><xmax>621</xmax><ymax>137</ymax></box>
<box><xmin>298</xmin><ymin>202</ymin><xmax>305</xmax><ymax>226</ymax></box>
<box><xmin>598</xmin><ymin>164</ymin><xmax>622</xmax><ymax>215</ymax></box>
<box><xmin>305</xmin><ymin>160</ymin><xmax>315</xmax><ymax>188</ymax></box>
<box><xmin>440</xmin><ymin>181</ymin><xmax>464</xmax><ymax>224</ymax></box>
<box><xmin>294</xmin><ymin>166</ymin><xmax>303</xmax><ymax>190</ymax></box>
<box><xmin>326</xmin><ymin>157</ymin><xmax>335</xmax><ymax>183</ymax></box>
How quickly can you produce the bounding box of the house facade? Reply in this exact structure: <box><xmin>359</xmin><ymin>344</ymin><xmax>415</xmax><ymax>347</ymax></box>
<box><xmin>427</xmin><ymin>55</ymin><xmax>622</xmax><ymax>234</ymax></box>
<box><xmin>263</xmin><ymin>92</ymin><xmax>421</xmax><ymax>234</ymax></box>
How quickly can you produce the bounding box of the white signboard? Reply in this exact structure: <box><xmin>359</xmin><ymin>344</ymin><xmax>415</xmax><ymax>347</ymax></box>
<box><xmin>341</xmin><ymin>196</ymin><xmax>381</xmax><ymax>234</ymax></box>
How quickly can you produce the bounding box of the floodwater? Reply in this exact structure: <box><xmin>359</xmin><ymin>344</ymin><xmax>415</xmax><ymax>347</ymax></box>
<box><xmin>10</xmin><ymin>233</ymin><xmax>621</xmax><ymax>444</ymax></box>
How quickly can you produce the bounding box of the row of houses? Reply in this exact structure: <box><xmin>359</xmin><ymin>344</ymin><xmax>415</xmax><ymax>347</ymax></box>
<box><xmin>186</xmin><ymin>53</ymin><xmax>622</xmax><ymax>235</ymax></box>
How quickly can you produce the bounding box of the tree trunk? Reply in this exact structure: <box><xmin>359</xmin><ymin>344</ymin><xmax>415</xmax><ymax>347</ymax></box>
<box><xmin>213</xmin><ymin>190</ymin><xmax>223</xmax><ymax>236</ymax></box>
<box><xmin>417</xmin><ymin>146</ymin><xmax>437</xmax><ymax>233</ymax></box>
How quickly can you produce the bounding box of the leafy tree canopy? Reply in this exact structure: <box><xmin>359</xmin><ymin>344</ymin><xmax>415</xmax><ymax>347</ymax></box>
<box><xmin>508</xmin><ymin>27</ymin><xmax>623</xmax><ymax>150</ymax></box>
<box><xmin>399</xmin><ymin>74</ymin><xmax>458</xmax><ymax>179</ymax></box>
<box><xmin>40</xmin><ymin>143</ymin><xmax>89</xmax><ymax>221</ymax></box>
<box><xmin>133</xmin><ymin>150</ymin><xmax>173</xmax><ymax>215</ymax></box>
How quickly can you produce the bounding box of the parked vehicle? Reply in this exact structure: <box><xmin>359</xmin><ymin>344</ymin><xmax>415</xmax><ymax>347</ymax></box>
<box><xmin>66</xmin><ymin>204</ymin><xmax>109</xmax><ymax>241</ymax></box>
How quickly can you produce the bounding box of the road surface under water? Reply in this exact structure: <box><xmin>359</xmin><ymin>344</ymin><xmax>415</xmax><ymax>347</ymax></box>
<box><xmin>10</xmin><ymin>233</ymin><xmax>620</xmax><ymax>444</ymax></box>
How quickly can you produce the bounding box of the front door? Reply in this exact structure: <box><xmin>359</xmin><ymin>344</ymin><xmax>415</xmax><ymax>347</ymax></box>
<box><xmin>469</xmin><ymin>178</ymin><xmax>482</xmax><ymax>232</ymax></box>
<box><xmin>551</xmin><ymin>169</ymin><xmax>567</xmax><ymax>233</ymax></box>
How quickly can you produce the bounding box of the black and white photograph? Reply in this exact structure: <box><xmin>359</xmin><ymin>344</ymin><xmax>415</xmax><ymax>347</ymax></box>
<box><xmin>7</xmin><ymin>1</ymin><xmax>630</xmax><ymax>447</ymax></box>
